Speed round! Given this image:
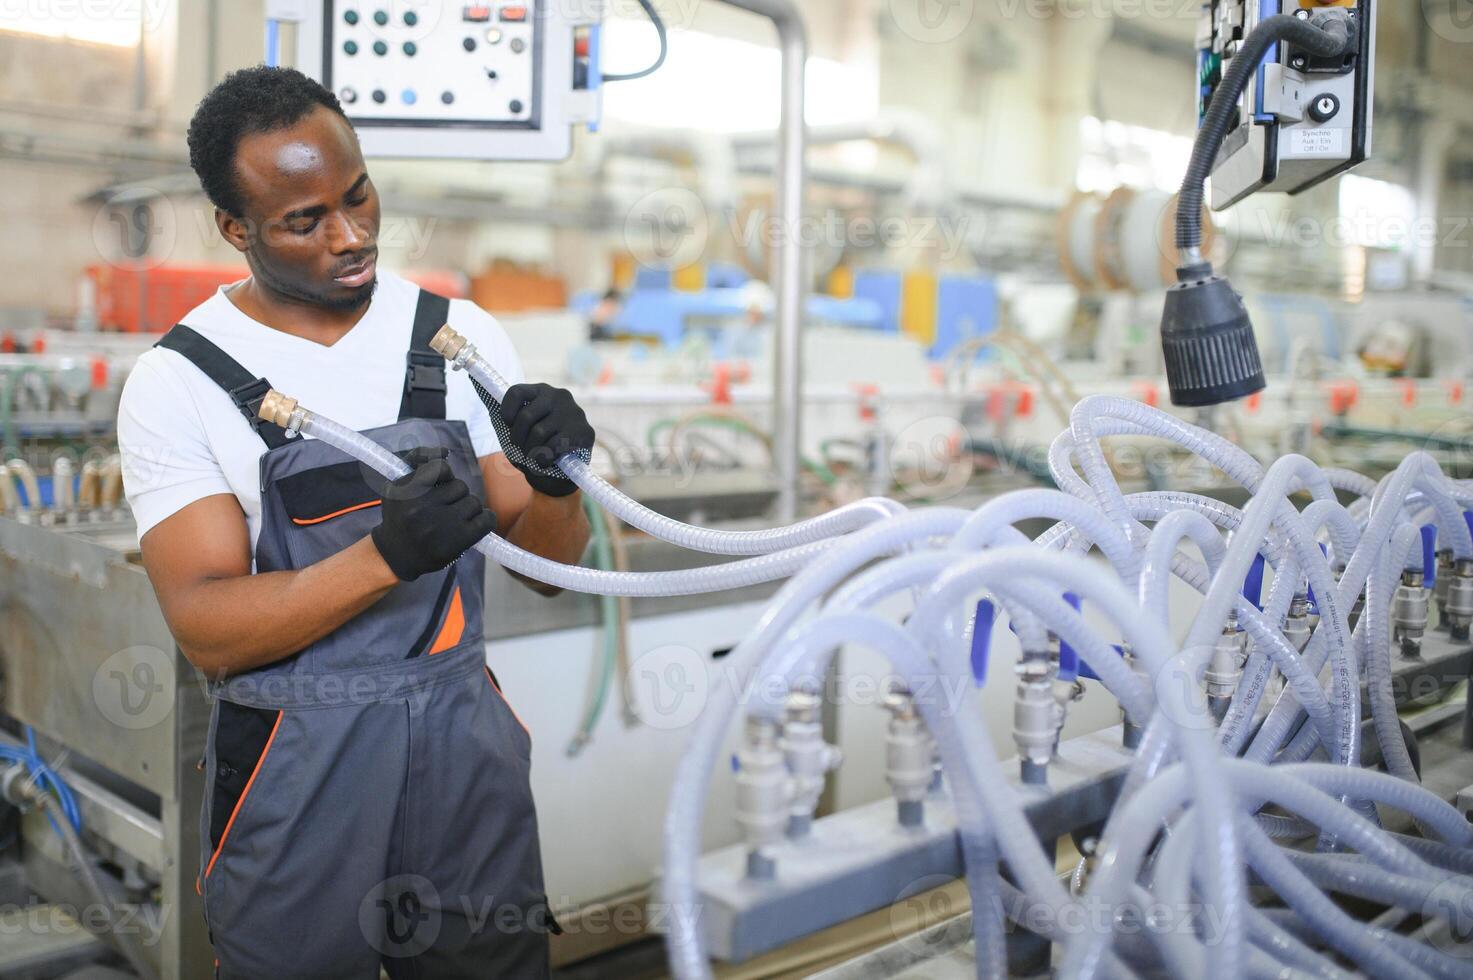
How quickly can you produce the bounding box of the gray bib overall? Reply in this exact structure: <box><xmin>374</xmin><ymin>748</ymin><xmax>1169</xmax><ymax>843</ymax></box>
<box><xmin>156</xmin><ymin>291</ymin><xmax>553</xmax><ymax>979</ymax></box>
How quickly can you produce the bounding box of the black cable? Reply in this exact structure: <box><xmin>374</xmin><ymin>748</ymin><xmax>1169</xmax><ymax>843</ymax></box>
<box><xmin>1177</xmin><ymin>12</ymin><xmax>1357</xmax><ymax>253</ymax></box>
<box><xmin>602</xmin><ymin>0</ymin><xmax>668</xmax><ymax>83</ymax></box>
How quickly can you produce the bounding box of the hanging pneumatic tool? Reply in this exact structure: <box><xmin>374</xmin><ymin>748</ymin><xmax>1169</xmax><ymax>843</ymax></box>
<box><xmin>1162</xmin><ymin>1</ymin><xmax>1374</xmax><ymax>408</ymax></box>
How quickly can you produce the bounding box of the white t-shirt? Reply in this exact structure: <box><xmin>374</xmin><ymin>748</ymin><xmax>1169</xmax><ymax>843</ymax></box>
<box><xmin>118</xmin><ymin>270</ymin><xmax>524</xmax><ymax>549</ymax></box>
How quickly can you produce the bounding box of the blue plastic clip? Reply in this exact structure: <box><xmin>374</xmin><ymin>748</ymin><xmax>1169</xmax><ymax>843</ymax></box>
<box><xmin>1243</xmin><ymin>553</ymin><xmax>1265</xmax><ymax>611</ymax></box>
<box><xmin>1421</xmin><ymin>524</ymin><xmax>1438</xmax><ymax>586</ymax></box>
<box><xmin>1057</xmin><ymin>592</ymin><xmax>1081</xmax><ymax>682</ymax></box>
<box><xmin>970</xmin><ymin>598</ymin><xmax>996</xmax><ymax>685</ymax></box>
<box><xmin>1306</xmin><ymin>542</ymin><xmax>1329</xmax><ymax>616</ymax></box>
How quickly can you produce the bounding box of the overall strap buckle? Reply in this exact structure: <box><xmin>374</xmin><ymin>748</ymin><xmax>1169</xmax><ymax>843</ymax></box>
<box><xmin>229</xmin><ymin>377</ymin><xmax>277</xmax><ymax>432</ymax></box>
<box><xmin>155</xmin><ymin>324</ymin><xmax>290</xmax><ymax>450</ymax></box>
<box><xmin>405</xmin><ymin>352</ymin><xmax>448</xmax><ymax>396</ymax></box>
<box><xmin>399</xmin><ymin>288</ymin><xmax>452</xmax><ymax>421</ymax></box>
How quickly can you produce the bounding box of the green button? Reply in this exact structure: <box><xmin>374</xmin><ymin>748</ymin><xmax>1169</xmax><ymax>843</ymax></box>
<box><xmin>403</xmin><ymin>41</ymin><xmax>417</xmax><ymax>56</ymax></box>
<box><xmin>373</xmin><ymin>39</ymin><xmax>387</xmax><ymax>55</ymax></box>
<box><xmin>373</xmin><ymin>9</ymin><xmax>389</xmax><ymax>26</ymax></box>
<box><xmin>343</xmin><ymin>39</ymin><xmax>358</xmax><ymax>55</ymax></box>
<box><xmin>344</xmin><ymin>10</ymin><xmax>359</xmax><ymax>25</ymax></box>
<box><xmin>404</xmin><ymin>11</ymin><xmax>418</xmax><ymax>26</ymax></box>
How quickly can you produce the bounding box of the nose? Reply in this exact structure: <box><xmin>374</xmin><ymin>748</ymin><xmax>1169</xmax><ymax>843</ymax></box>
<box><xmin>326</xmin><ymin>210</ymin><xmax>371</xmax><ymax>254</ymax></box>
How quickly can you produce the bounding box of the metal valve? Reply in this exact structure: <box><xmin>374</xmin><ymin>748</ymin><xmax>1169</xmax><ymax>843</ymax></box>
<box><xmin>734</xmin><ymin>716</ymin><xmax>788</xmax><ymax>880</ymax></box>
<box><xmin>780</xmin><ymin>691</ymin><xmax>841</xmax><ymax>839</ymax></box>
<box><xmin>1393</xmin><ymin>569</ymin><xmax>1430</xmax><ymax>658</ymax></box>
<box><xmin>1205</xmin><ymin>612</ymin><xmax>1247</xmax><ymax>721</ymax></box>
<box><xmin>1434</xmin><ymin>549</ymin><xmax>1454</xmax><ymax>630</ymax></box>
<box><xmin>1445</xmin><ymin>560</ymin><xmax>1473</xmax><ymax>642</ymax></box>
<box><xmin>1013</xmin><ymin>649</ymin><xmax>1057</xmax><ymax>786</ymax></box>
<box><xmin>883</xmin><ymin>687</ymin><xmax>934</xmax><ymax>828</ymax></box>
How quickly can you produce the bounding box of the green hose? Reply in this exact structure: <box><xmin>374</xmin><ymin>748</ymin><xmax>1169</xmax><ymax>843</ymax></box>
<box><xmin>966</xmin><ymin>439</ymin><xmax>1057</xmax><ymax>487</ymax></box>
<box><xmin>1319</xmin><ymin>421</ymin><xmax>1473</xmax><ymax>452</ymax></box>
<box><xmin>568</xmin><ymin>496</ymin><xmax>620</xmax><ymax>756</ymax></box>
<box><xmin>0</xmin><ymin>370</ymin><xmax>16</xmax><ymax>458</ymax></box>
<box><xmin>800</xmin><ymin>454</ymin><xmax>840</xmax><ymax>488</ymax></box>
<box><xmin>646</xmin><ymin>413</ymin><xmax>760</xmax><ymax>450</ymax></box>
<box><xmin>0</xmin><ymin>366</ymin><xmax>46</xmax><ymax>457</ymax></box>
<box><xmin>648</xmin><ymin>414</ymin><xmax>839</xmax><ymax>486</ymax></box>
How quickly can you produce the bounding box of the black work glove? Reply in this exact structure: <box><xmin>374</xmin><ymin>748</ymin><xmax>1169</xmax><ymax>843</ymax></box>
<box><xmin>370</xmin><ymin>447</ymin><xmax>497</xmax><ymax>582</ymax></box>
<box><xmin>496</xmin><ymin>383</ymin><xmax>595</xmax><ymax>497</ymax></box>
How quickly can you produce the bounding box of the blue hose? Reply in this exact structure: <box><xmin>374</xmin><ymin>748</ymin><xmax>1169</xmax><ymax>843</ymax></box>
<box><xmin>0</xmin><ymin>727</ymin><xmax>82</xmax><ymax>838</ymax></box>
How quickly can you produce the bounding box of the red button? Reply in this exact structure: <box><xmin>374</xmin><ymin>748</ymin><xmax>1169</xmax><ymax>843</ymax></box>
<box><xmin>463</xmin><ymin>4</ymin><xmax>492</xmax><ymax>21</ymax></box>
<box><xmin>500</xmin><ymin>5</ymin><xmax>527</xmax><ymax>21</ymax></box>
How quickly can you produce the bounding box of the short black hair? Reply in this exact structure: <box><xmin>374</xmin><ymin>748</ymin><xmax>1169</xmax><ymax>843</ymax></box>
<box><xmin>186</xmin><ymin>66</ymin><xmax>348</xmax><ymax>216</ymax></box>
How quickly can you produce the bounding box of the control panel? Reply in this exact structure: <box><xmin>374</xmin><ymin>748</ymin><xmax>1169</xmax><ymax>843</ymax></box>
<box><xmin>282</xmin><ymin>1</ymin><xmax>603</xmax><ymax>160</ymax></box>
<box><xmin>1201</xmin><ymin>0</ymin><xmax>1375</xmax><ymax>209</ymax></box>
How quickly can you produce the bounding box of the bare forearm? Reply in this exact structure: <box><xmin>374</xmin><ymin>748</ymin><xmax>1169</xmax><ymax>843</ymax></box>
<box><xmin>165</xmin><ymin>536</ymin><xmax>398</xmax><ymax>678</ymax></box>
<box><xmin>504</xmin><ymin>490</ymin><xmax>591</xmax><ymax>596</ymax></box>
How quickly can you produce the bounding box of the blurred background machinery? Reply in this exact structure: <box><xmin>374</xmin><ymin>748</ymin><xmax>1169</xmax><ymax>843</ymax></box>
<box><xmin>1</xmin><ymin>1</ymin><xmax>1471</xmax><ymax>977</ymax></box>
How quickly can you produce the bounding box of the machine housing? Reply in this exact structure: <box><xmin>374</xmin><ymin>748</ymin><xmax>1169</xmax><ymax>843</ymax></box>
<box><xmin>1202</xmin><ymin>0</ymin><xmax>1376</xmax><ymax>209</ymax></box>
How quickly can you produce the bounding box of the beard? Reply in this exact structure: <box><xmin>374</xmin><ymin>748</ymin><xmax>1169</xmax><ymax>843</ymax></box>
<box><xmin>252</xmin><ymin>254</ymin><xmax>377</xmax><ymax>312</ymax></box>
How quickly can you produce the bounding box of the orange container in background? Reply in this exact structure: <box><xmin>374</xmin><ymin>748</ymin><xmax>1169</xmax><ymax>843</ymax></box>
<box><xmin>88</xmin><ymin>263</ymin><xmax>247</xmax><ymax>332</ymax></box>
<box><xmin>86</xmin><ymin>263</ymin><xmax>467</xmax><ymax>331</ymax></box>
<box><xmin>469</xmin><ymin>260</ymin><xmax>567</xmax><ymax>313</ymax></box>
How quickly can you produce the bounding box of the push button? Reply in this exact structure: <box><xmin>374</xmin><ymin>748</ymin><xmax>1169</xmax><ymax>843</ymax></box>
<box><xmin>463</xmin><ymin>4</ymin><xmax>492</xmax><ymax>21</ymax></box>
<box><xmin>373</xmin><ymin>9</ymin><xmax>389</xmax><ymax>26</ymax></box>
<box><xmin>500</xmin><ymin>5</ymin><xmax>528</xmax><ymax>21</ymax></box>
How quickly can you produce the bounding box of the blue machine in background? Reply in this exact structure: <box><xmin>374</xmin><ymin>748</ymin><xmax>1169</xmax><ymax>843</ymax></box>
<box><xmin>852</xmin><ymin>269</ymin><xmax>999</xmax><ymax>358</ymax></box>
<box><xmin>935</xmin><ymin>275</ymin><xmax>998</xmax><ymax>360</ymax></box>
<box><xmin>574</xmin><ymin>266</ymin><xmax>996</xmax><ymax>357</ymax></box>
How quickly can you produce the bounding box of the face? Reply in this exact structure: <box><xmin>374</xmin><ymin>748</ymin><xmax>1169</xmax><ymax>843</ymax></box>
<box><xmin>218</xmin><ymin>105</ymin><xmax>381</xmax><ymax>312</ymax></box>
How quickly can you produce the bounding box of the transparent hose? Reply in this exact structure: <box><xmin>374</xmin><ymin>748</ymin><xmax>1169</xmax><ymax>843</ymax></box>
<box><xmin>441</xmin><ymin>329</ymin><xmax>903</xmax><ymax>555</ymax></box>
<box><xmin>288</xmin><ymin>405</ymin><xmax>834</xmax><ymax>596</ymax></box>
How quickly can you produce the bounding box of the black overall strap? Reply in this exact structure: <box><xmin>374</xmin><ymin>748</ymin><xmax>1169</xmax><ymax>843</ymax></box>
<box><xmin>399</xmin><ymin>289</ymin><xmax>451</xmax><ymax>421</ymax></box>
<box><xmin>155</xmin><ymin>325</ymin><xmax>291</xmax><ymax>450</ymax></box>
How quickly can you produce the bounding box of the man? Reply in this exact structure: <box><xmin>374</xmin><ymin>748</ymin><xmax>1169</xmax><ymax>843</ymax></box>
<box><xmin>118</xmin><ymin>66</ymin><xmax>591</xmax><ymax>979</ymax></box>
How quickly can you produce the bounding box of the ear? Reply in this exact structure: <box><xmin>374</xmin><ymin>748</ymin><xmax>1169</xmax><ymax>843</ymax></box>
<box><xmin>215</xmin><ymin>209</ymin><xmax>253</xmax><ymax>253</ymax></box>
